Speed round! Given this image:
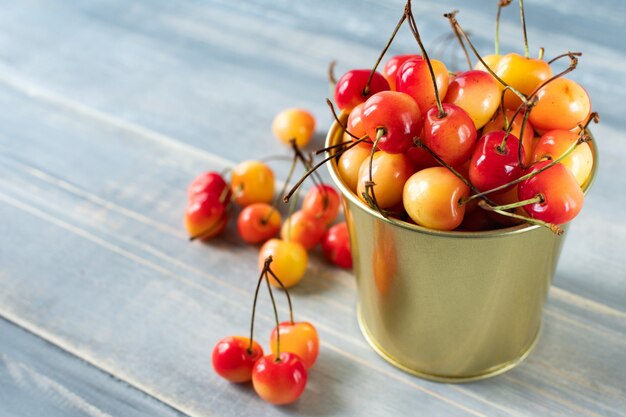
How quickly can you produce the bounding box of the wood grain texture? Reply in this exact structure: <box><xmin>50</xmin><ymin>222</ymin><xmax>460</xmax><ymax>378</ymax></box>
<box><xmin>0</xmin><ymin>0</ymin><xmax>625</xmax><ymax>416</ymax></box>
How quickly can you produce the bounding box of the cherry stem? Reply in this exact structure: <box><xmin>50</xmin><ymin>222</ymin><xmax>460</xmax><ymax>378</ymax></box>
<box><xmin>488</xmin><ymin>194</ymin><xmax>544</xmax><ymax>211</ymax></box>
<box><xmin>264</xmin><ymin>270</ymin><xmax>282</xmax><ymax>362</ymax></box>
<box><xmin>478</xmin><ymin>199</ymin><xmax>563</xmax><ymax>235</ymax></box>
<box><xmin>316</xmin><ymin>136</ymin><xmax>369</xmax><ymax>155</ymax></box>
<box><xmin>516</xmin><ymin>99</ymin><xmax>536</xmax><ymax>167</ymax></box>
<box><xmin>519</xmin><ymin>0</ymin><xmax>530</xmax><ymax>58</ymax></box>
<box><xmin>291</xmin><ymin>139</ymin><xmax>324</xmax><ymax>189</ymax></box>
<box><xmin>465</xmin><ymin>131</ymin><xmax>593</xmax><ymax>203</ymax></box>
<box><xmin>363</xmin><ymin>129</ymin><xmax>386</xmax><ymax>216</ymax></box>
<box><xmin>444</xmin><ymin>10</ymin><xmax>472</xmax><ymax>70</ymax></box>
<box><xmin>326</xmin><ymin>98</ymin><xmax>371</xmax><ymax>143</ymax></box>
<box><xmin>188</xmin><ymin>219</ymin><xmax>225</xmax><ymax>242</ymax></box>
<box><xmin>548</xmin><ymin>51</ymin><xmax>582</xmax><ymax>65</ymax></box>
<box><xmin>248</xmin><ymin>257</ymin><xmax>272</xmax><ymax>354</ymax></box>
<box><xmin>284</xmin><ymin>138</ymin><xmax>366</xmax><ymax>203</ymax></box>
<box><xmin>528</xmin><ymin>52</ymin><xmax>579</xmax><ymax>97</ymax></box>
<box><xmin>262</xmin><ymin>146</ymin><xmax>299</xmax><ymax>225</ymax></box>
<box><xmin>406</xmin><ymin>0</ymin><xmax>445</xmax><ymax>117</ymax></box>
<box><xmin>328</xmin><ymin>60</ymin><xmax>337</xmax><ymax>85</ymax></box>
<box><xmin>495</xmin><ymin>0</ymin><xmax>512</xmax><ymax>55</ymax></box>
<box><xmin>266</xmin><ymin>267</ymin><xmax>295</xmax><ymax>325</ymax></box>
<box><xmin>538</xmin><ymin>47</ymin><xmax>544</xmax><ymax>60</ymax></box>
<box><xmin>364</xmin><ymin>9</ymin><xmax>407</xmax><ymax>96</ymax></box>
<box><xmin>285</xmin><ymin>182</ymin><xmax>300</xmax><ymax>241</ymax></box>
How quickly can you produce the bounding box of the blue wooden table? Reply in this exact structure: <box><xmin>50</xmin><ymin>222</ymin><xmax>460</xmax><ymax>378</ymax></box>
<box><xmin>1</xmin><ymin>0</ymin><xmax>625</xmax><ymax>416</ymax></box>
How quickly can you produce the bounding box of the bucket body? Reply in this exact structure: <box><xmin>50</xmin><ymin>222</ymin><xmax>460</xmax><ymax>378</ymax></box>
<box><xmin>326</xmin><ymin>119</ymin><xmax>595</xmax><ymax>382</ymax></box>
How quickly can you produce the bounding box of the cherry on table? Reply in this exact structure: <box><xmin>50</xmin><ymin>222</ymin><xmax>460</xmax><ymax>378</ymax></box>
<box><xmin>270</xmin><ymin>321</ymin><xmax>319</xmax><ymax>370</ymax></box>
<box><xmin>187</xmin><ymin>171</ymin><xmax>231</xmax><ymax>204</ymax></box>
<box><xmin>301</xmin><ymin>184</ymin><xmax>341</xmax><ymax>226</ymax></box>
<box><xmin>258</xmin><ymin>239</ymin><xmax>308</xmax><ymax>288</ymax></box>
<box><xmin>237</xmin><ymin>203</ymin><xmax>282</xmax><ymax>244</ymax></box>
<box><xmin>212</xmin><ymin>336</ymin><xmax>264</xmax><ymax>383</ymax></box>
<box><xmin>230</xmin><ymin>161</ymin><xmax>275</xmax><ymax>207</ymax></box>
<box><xmin>280</xmin><ymin>210</ymin><xmax>326</xmax><ymax>250</ymax></box>
<box><xmin>272</xmin><ymin>108</ymin><xmax>316</xmax><ymax>148</ymax></box>
<box><xmin>321</xmin><ymin>222</ymin><xmax>352</xmax><ymax>269</ymax></box>
<box><xmin>185</xmin><ymin>193</ymin><xmax>228</xmax><ymax>240</ymax></box>
<box><xmin>252</xmin><ymin>352</ymin><xmax>307</xmax><ymax>405</ymax></box>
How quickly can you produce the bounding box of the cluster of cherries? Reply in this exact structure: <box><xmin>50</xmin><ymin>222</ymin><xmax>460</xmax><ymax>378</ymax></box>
<box><xmin>325</xmin><ymin>0</ymin><xmax>596</xmax><ymax>233</ymax></box>
<box><xmin>212</xmin><ymin>256</ymin><xmax>319</xmax><ymax>404</ymax></box>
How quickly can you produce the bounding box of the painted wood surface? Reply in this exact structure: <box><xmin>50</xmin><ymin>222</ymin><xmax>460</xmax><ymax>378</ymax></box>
<box><xmin>0</xmin><ymin>0</ymin><xmax>625</xmax><ymax>416</ymax></box>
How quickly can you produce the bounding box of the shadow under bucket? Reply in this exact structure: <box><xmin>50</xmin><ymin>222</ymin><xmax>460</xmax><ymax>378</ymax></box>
<box><xmin>325</xmin><ymin>117</ymin><xmax>597</xmax><ymax>383</ymax></box>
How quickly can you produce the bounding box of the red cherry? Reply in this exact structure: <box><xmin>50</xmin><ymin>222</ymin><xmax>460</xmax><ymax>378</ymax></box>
<box><xmin>382</xmin><ymin>54</ymin><xmax>421</xmax><ymax>90</ymax></box>
<box><xmin>252</xmin><ymin>352</ymin><xmax>307</xmax><ymax>405</ymax></box>
<box><xmin>334</xmin><ymin>69</ymin><xmax>390</xmax><ymax>112</ymax></box>
<box><xmin>518</xmin><ymin>161</ymin><xmax>584</xmax><ymax>225</ymax></box>
<box><xmin>280</xmin><ymin>210</ymin><xmax>326</xmax><ymax>250</ymax></box>
<box><xmin>422</xmin><ymin>103</ymin><xmax>477</xmax><ymax>167</ymax></box>
<box><xmin>361</xmin><ymin>91</ymin><xmax>422</xmax><ymax>154</ymax></box>
<box><xmin>188</xmin><ymin>171</ymin><xmax>230</xmax><ymax>203</ymax></box>
<box><xmin>185</xmin><ymin>193</ymin><xmax>228</xmax><ymax>240</ymax></box>
<box><xmin>469</xmin><ymin>131</ymin><xmax>525</xmax><ymax>192</ymax></box>
<box><xmin>270</xmin><ymin>321</ymin><xmax>319</xmax><ymax>369</ymax></box>
<box><xmin>301</xmin><ymin>184</ymin><xmax>341</xmax><ymax>226</ymax></box>
<box><xmin>237</xmin><ymin>203</ymin><xmax>282</xmax><ymax>244</ymax></box>
<box><xmin>212</xmin><ymin>336</ymin><xmax>264</xmax><ymax>383</ymax></box>
<box><xmin>321</xmin><ymin>222</ymin><xmax>352</xmax><ymax>269</ymax></box>
<box><xmin>443</xmin><ymin>69</ymin><xmax>500</xmax><ymax>129</ymax></box>
<box><xmin>345</xmin><ymin>103</ymin><xmax>367</xmax><ymax>141</ymax></box>
<box><xmin>396</xmin><ymin>58</ymin><xmax>449</xmax><ymax>117</ymax></box>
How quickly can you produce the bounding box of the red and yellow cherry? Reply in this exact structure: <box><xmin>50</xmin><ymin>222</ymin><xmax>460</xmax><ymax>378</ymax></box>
<box><xmin>356</xmin><ymin>151</ymin><xmax>415</xmax><ymax>209</ymax></box>
<box><xmin>212</xmin><ymin>336</ymin><xmax>264</xmax><ymax>383</ymax></box>
<box><xmin>231</xmin><ymin>161</ymin><xmax>274</xmax><ymax>207</ymax></box>
<box><xmin>495</xmin><ymin>53</ymin><xmax>552</xmax><ymax>110</ymax></box>
<box><xmin>237</xmin><ymin>203</ymin><xmax>282</xmax><ymax>244</ymax></box>
<box><xmin>518</xmin><ymin>161</ymin><xmax>584</xmax><ymax>225</ymax></box>
<box><xmin>258</xmin><ymin>239</ymin><xmax>307</xmax><ymax>288</ymax></box>
<box><xmin>321</xmin><ymin>222</ymin><xmax>352</xmax><ymax>269</ymax></box>
<box><xmin>185</xmin><ymin>193</ymin><xmax>228</xmax><ymax>240</ymax></box>
<box><xmin>396</xmin><ymin>58</ymin><xmax>449</xmax><ymax>117</ymax></box>
<box><xmin>474</xmin><ymin>54</ymin><xmax>502</xmax><ymax>75</ymax></box>
<box><xmin>533</xmin><ymin>130</ymin><xmax>593</xmax><ymax>186</ymax></box>
<box><xmin>187</xmin><ymin>171</ymin><xmax>231</xmax><ymax>204</ymax></box>
<box><xmin>469</xmin><ymin>131</ymin><xmax>525</xmax><ymax>192</ymax></box>
<box><xmin>444</xmin><ymin>70</ymin><xmax>500</xmax><ymax>129</ymax></box>
<box><xmin>482</xmin><ymin>109</ymin><xmax>536</xmax><ymax>164</ymax></box>
<box><xmin>252</xmin><ymin>352</ymin><xmax>307</xmax><ymax>405</ymax></box>
<box><xmin>344</xmin><ymin>103</ymin><xmax>367</xmax><ymax>142</ymax></box>
<box><xmin>403</xmin><ymin>167</ymin><xmax>470</xmax><ymax>230</ymax></box>
<box><xmin>334</xmin><ymin>69</ymin><xmax>390</xmax><ymax>112</ymax></box>
<box><xmin>272</xmin><ymin>108</ymin><xmax>316</xmax><ymax>148</ymax></box>
<box><xmin>280</xmin><ymin>210</ymin><xmax>326</xmax><ymax>250</ymax></box>
<box><xmin>529</xmin><ymin>78</ymin><xmax>591</xmax><ymax>132</ymax></box>
<box><xmin>338</xmin><ymin>142</ymin><xmax>373</xmax><ymax>192</ymax></box>
<box><xmin>422</xmin><ymin>103</ymin><xmax>477</xmax><ymax>167</ymax></box>
<box><xmin>405</xmin><ymin>144</ymin><xmax>438</xmax><ymax>170</ymax></box>
<box><xmin>361</xmin><ymin>90</ymin><xmax>422</xmax><ymax>154</ymax></box>
<box><xmin>382</xmin><ymin>54</ymin><xmax>421</xmax><ymax>90</ymax></box>
<box><xmin>301</xmin><ymin>184</ymin><xmax>341</xmax><ymax>226</ymax></box>
<box><xmin>270</xmin><ymin>321</ymin><xmax>319</xmax><ymax>369</ymax></box>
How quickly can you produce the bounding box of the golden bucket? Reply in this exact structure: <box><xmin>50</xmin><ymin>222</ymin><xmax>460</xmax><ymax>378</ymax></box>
<box><xmin>325</xmin><ymin>118</ymin><xmax>597</xmax><ymax>382</ymax></box>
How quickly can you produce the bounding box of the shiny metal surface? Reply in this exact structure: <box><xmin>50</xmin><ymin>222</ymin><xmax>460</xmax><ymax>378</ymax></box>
<box><xmin>326</xmin><ymin>117</ymin><xmax>597</xmax><ymax>382</ymax></box>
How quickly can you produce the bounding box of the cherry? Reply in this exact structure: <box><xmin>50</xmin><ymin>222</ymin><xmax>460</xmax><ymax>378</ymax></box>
<box><xmin>495</xmin><ymin>53</ymin><xmax>552</xmax><ymax>110</ymax></box>
<box><xmin>422</xmin><ymin>103</ymin><xmax>477</xmax><ymax>167</ymax></box>
<box><xmin>280</xmin><ymin>210</ymin><xmax>326</xmax><ymax>250</ymax></box>
<box><xmin>231</xmin><ymin>161</ymin><xmax>275</xmax><ymax>207</ymax></box>
<box><xmin>338</xmin><ymin>142</ymin><xmax>373</xmax><ymax>192</ymax></box>
<box><xmin>469</xmin><ymin>131</ymin><xmax>525</xmax><ymax>192</ymax></box>
<box><xmin>396</xmin><ymin>58</ymin><xmax>449</xmax><ymax>117</ymax></box>
<box><xmin>301</xmin><ymin>184</ymin><xmax>341</xmax><ymax>226</ymax></box>
<box><xmin>517</xmin><ymin>160</ymin><xmax>584</xmax><ymax>225</ymax></box>
<box><xmin>252</xmin><ymin>352</ymin><xmax>307</xmax><ymax>405</ymax></box>
<box><xmin>321</xmin><ymin>222</ymin><xmax>352</xmax><ymax>269</ymax></box>
<box><xmin>474</xmin><ymin>54</ymin><xmax>502</xmax><ymax>74</ymax></box>
<box><xmin>361</xmin><ymin>90</ymin><xmax>422</xmax><ymax>154</ymax></box>
<box><xmin>334</xmin><ymin>69</ymin><xmax>390</xmax><ymax>112</ymax></box>
<box><xmin>187</xmin><ymin>171</ymin><xmax>231</xmax><ymax>204</ymax></box>
<box><xmin>356</xmin><ymin>151</ymin><xmax>415</xmax><ymax>209</ymax></box>
<box><xmin>482</xmin><ymin>108</ymin><xmax>535</xmax><ymax>164</ymax></box>
<box><xmin>529</xmin><ymin>78</ymin><xmax>591</xmax><ymax>132</ymax></box>
<box><xmin>405</xmin><ymin>144</ymin><xmax>438</xmax><ymax>170</ymax></box>
<box><xmin>444</xmin><ymin>70</ymin><xmax>500</xmax><ymax>129</ymax></box>
<box><xmin>382</xmin><ymin>54</ymin><xmax>421</xmax><ymax>90</ymax></box>
<box><xmin>272</xmin><ymin>108</ymin><xmax>316</xmax><ymax>148</ymax></box>
<box><xmin>212</xmin><ymin>336</ymin><xmax>264</xmax><ymax>383</ymax></box>
<box><xmin>270</xmin><ymin>321</ymin><xmax>319</xmax><ymax>369</ymax></box>
<box><xmin>258</xmin><ymin>239</ymin><xmax>307</xmax><ymax>288</ymax></box>
<box><xmin>403</xmin><ymin>167</ymin><xmax>470</xmax><ymax>230</ymax></box>
<box><xmin>533</xmin><ymin>129</ymin><xmax>593</xmax><ymax>186</ymax></box>
<box><xmin>344</xmin><ymin>103</ymin><xmax>367</xmax><ymax>142</ymax></box>
<box><xmin>185</xmin><ymin>193</ymin><xmax>228</xmax><ymax>240</ymax></box>
<box><xmin>237</xmin><ymin>203</ymin><xmax>282</xmax><ymax>244</ymax></box>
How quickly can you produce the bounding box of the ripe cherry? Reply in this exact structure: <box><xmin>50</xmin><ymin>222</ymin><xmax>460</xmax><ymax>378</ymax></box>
<box><xmin>533</xmin><ymin>129</ymin><xmax>593</xmax><ymax>186</ymax></box>
<box><xmin>258</xmin><ymin>239</ymin><xmax>308</xmax><ymax>288</ymax></box>
<box><xmin>495</xmin><ymin>53</ymin><xmax>552</xmax><ymax>110</ymax></box>
<box><xmin>482</xmin><ymin>109</ymin><xmax>536</xmax><ymax>164</ymax></box>
<box><xmin>252</xmin><ymin>352</ymin><xmax>308</xmax><ymax>405</ymax></box>
<box><xmin>396</xmin><ymin>58</ymin><xmax>449</xmax><ymax>117</ymax></box>
<box><xmin>231</xmin><ymin>161</ymin><xmax>275</xmax><ymax>207</ymax></box>
<box><xmin>187</xmin><ymin>171</ymin><xmax>230</xmax><ymax>204</ymax></box>
<box><xmin>469</xmin><ymin>131</ymin><xmax>525</xmax><ymax>192</ymax></box>
<box><xmin>272</xmin><ymin>108</ymin><xmax>316</xmax><ymax>148</ymax></box>
<box><xmin>212</xmin><ymin>336</ymin><xmax>264</xmax><ymax>383</ymax></box>
<box><xmin>338</xmin><ymin>142</ymin><xmax>373</xmax><ymax>192</ymax></box>
<box><xmin>334</xmin><ymin>69</ymin><xmax>390</xmax><ymax>112</ymax></box>
<box><xmin>280</xmin><ymin>210</ymin><xmax>326</xmax><ymax>250</ymax></box>
<box><xmin>301</xmin><ymin>184</ymin><xmax>341</xmax><ymax>226</ymax></box>
<box><xmin>321</xmin><ymin>222</ymin><xmax>352</xmax><ymax>269</ymax></box>
<box><xmin>422</xmin><ymin>103</ymin><xmax>477</xmax><ymax>167</ymax></box>
<box><xmin>382</xmin><ymin>54</ymin><xmax>421</xmax><ymax>90</ymax></box>
<box><xmin>185</xmin><ymin>193</ymin><xmax>228</xmax><ymax>240</ymax></box>
<box><xmin>356</xmin><ymin>151</ymin><xmax>415</xmax><ymax>209</ymax></box>
<box><xmin>361</xmin><ymin>90</ymin><xmax>422</xmax><ymax>154</ymax></box>
<box><xmin>403</xmin><ymin>167</ymin><xmax>470</xmax><ymax>231</ymax></box>
<box><xmin>529</xmin><ymin>78</ymin><xmax>591</xmax><ymax>132</ymax></box>
<box><xmin>344</xmin><ymin>103</ymin><xmax>367</xmax><ymax>142</ymax></box>
<box><xmin>518</xmin><ymin>161</ymin><xmax>584</xmax><ymax>225</ymax></box>
<box><xmin>444</xmin><ymin>70</ymin><xmax>500</xmax><ymax>129</ymax></box>
<box><xmin>270</xmin><ymin>321</ymin><xmax>319</xmax><ymax>369</ymax></box>
<box><xmin>237</xmin><ymin>203</ymin><xmax>282</xmax><ymax>244</ymax></box>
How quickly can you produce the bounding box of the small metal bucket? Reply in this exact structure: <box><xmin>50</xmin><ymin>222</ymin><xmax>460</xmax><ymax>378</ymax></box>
<box><xmin>326</xmin><ymin>118</ymin><xmax>597</xmax><ymax>382</ymax></box>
